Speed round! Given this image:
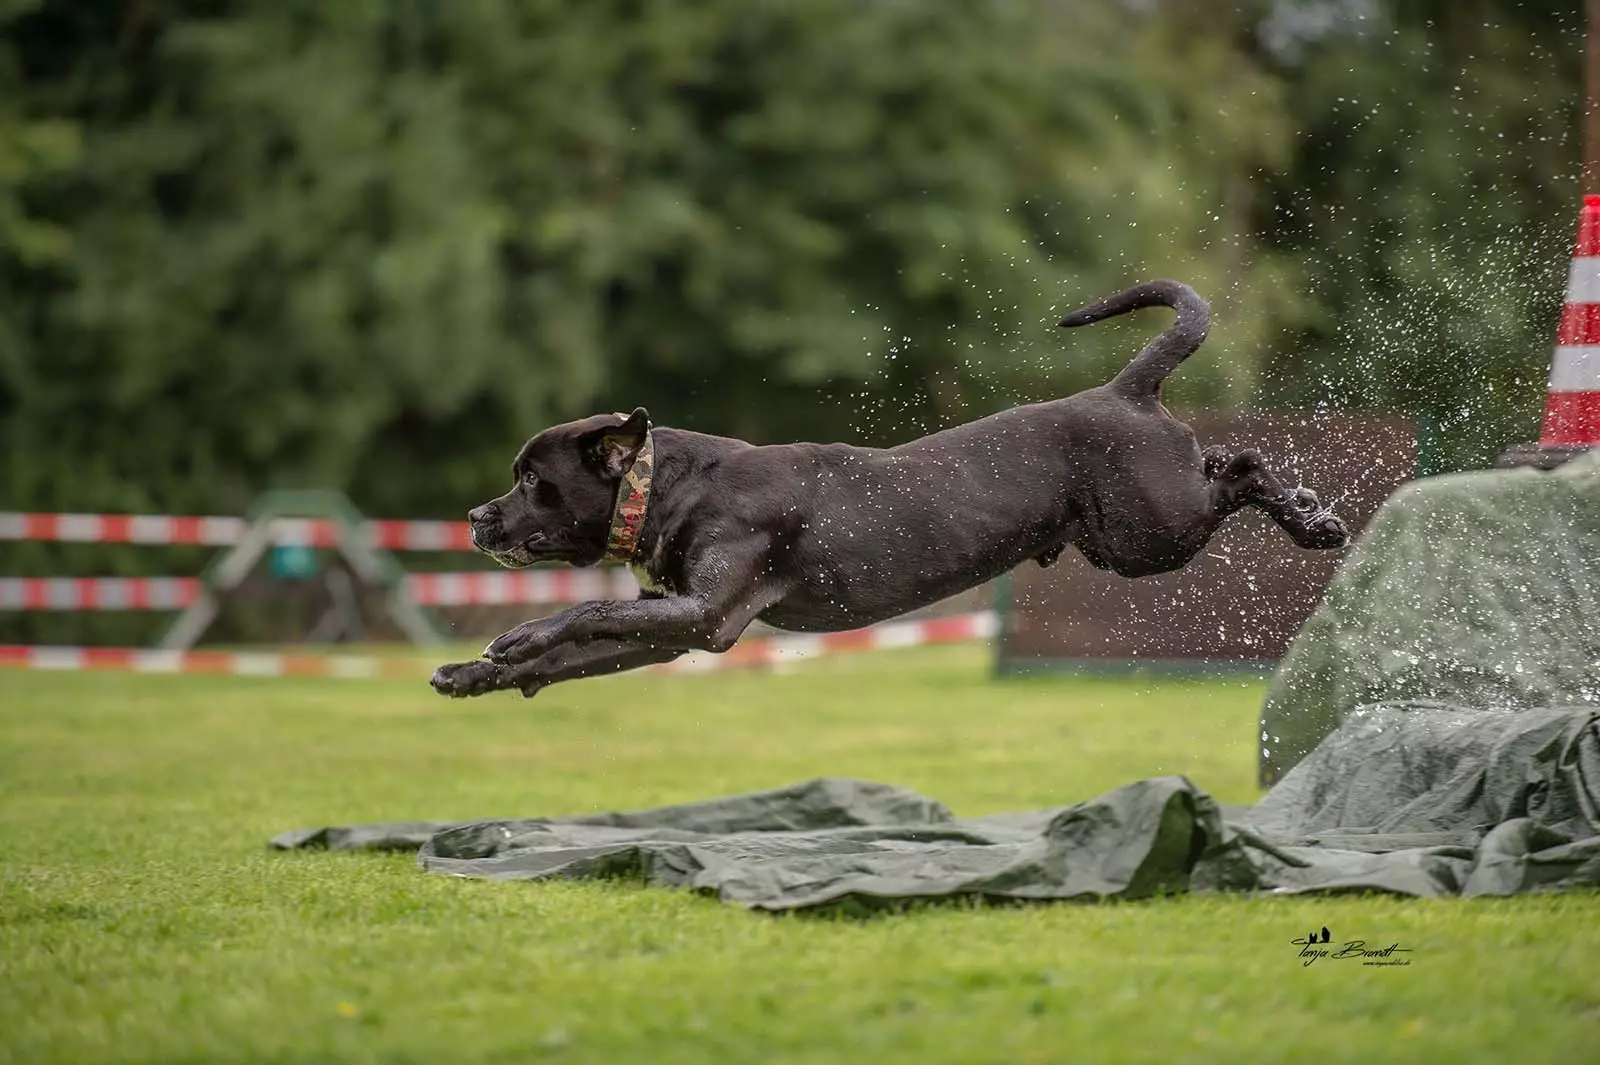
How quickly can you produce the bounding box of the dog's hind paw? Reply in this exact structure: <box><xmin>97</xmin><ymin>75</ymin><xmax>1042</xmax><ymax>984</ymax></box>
<box><xmin>430</xmin><ymin>659</ymin><xmax>504</xmax><ymax>698</ymax></box>
<box><xmin>1285</xmin><ymin>488</ymin><xmax>1350</xmax><ymax>550</ymax></box>
<box><xmin>1202</xmin><ymin>445</ymin><xmax>1232</xmax><ymax>481</ymax></box>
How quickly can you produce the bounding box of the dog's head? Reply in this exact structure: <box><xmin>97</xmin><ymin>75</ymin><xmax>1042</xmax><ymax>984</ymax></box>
<box><xmin>467</xmin><ymin>407</ymin><xmax>651</xmax><ymax>569</ymax></box>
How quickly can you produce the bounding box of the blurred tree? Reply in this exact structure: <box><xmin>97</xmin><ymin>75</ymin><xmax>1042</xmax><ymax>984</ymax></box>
<box><xmin>404</xmin><ymin>0</ymin><xmax>1293</xmax><ymax>454</ymax></box>
<box><xmin>5</xmin><ymin>0</ymin><xmax>519</xmax><ymax>517</ymax></box>
<box><xmin>0</xmin><ymin>0</ymin><xmax>79</xmax><ymax>480</ymax></box>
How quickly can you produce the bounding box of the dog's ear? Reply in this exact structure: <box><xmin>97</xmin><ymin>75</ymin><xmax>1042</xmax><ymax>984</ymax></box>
<box><xmin>582</xmin><ymin>406</ymin><xmax>651</xmax><ymax>478</ymax></box>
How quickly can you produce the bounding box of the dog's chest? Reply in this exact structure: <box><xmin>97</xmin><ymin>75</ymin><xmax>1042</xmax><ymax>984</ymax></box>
<box><xmin>629</xmin><ymin>561</ymin><xmax>676</xmax><ymax>597</ymax></box>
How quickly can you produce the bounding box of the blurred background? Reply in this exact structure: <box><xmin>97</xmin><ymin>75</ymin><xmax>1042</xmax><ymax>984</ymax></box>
<box><xmin>0</xmin><ymin>0</ymin><xmax>1586</xmax><ymax>647</ymax></box>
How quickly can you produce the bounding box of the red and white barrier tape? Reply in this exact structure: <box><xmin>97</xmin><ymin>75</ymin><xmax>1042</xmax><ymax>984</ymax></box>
<box><xmin>403</xmin><ymin>568</ymin><xmax>639</xmax><ymax>607</ymax></box>
<box><xmin>0</xmin><ymin>512</ymin><xmax>474</xmax><ymax>550</ymax></box>
<box><xmin>0</xmin><ymin>569</ymin><xmax>641</xmax><ymax>610</ymax></box>
<box><xmin>0</xmin><ymin>611</ymin><xmax>998</xmax><ymax>680</ymax></box>
<box><xmin>1544</xmin><ymin>194</ymin><xmax>1600</xmax><ymax>446</ymax></box>
<box><xmin>663</xmin><ymin>611</ymin><xmax>998</xmax><ymax>673</ymax></box>
<box><xmin>0</xmin><ymin>576</ymin><xmax>202</xmax><ymax>610</ymax></box>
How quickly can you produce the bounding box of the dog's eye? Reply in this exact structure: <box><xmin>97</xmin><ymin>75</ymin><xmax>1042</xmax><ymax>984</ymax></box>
<box><xmin>522</xmin><ymin>471</ymin><xmax>538</xmax><ymax>488</ymax></box>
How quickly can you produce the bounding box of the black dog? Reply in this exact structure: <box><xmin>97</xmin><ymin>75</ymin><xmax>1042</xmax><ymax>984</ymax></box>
<box><xmin>432</xmin><ymin>281</ymin><xmax>1348</xmax><ymax>699</ymax></box>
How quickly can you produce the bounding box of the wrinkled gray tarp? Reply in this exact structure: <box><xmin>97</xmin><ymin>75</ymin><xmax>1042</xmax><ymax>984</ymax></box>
<box><xmin>272</xmin><ymin>704</ymin><xmax>1600</xmax><ymax>910</ymax></box>
<box><xmin>1258</xmin><ymin>451</ymin><xmax>1600</xmax><ymax>786</ymax></box>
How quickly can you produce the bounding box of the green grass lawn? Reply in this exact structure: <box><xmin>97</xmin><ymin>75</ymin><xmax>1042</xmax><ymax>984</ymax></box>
<box><xmin>3</xmin><ymin>645</ymin><xmax>1598</xmax><ymax>1064</ymax></box>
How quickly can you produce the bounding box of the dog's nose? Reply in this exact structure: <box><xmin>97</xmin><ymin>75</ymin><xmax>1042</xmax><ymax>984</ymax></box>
<box><xmin>468</xmin><ymin>503</ymin><xmax>495</xmax><ymax>525</ymax></box>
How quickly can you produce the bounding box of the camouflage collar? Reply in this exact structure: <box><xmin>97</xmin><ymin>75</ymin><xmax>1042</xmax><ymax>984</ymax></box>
<box><xmin>602</xmin><ymin>428</ymin><xmax>654</xmax><ymax>563</ymax></box>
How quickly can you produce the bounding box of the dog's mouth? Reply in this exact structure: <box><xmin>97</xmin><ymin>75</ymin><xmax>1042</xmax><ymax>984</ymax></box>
<box><xmin>482</xmin><ymin>532</ymin><xmax>547</xmax><ymax>570</ymax></box>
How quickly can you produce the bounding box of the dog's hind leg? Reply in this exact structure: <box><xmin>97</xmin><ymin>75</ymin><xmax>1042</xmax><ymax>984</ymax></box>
<box><xmin>1207</xmin><ymin>448</ymin><xmax>1349</xmax><ymax>549</ymax></box>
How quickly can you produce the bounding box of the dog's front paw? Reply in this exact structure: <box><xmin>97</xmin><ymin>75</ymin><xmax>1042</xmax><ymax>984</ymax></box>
<box><xmin>430</xmin><ymin>659</ymin><xmax>504</xmax><ymax>698</ymax></box>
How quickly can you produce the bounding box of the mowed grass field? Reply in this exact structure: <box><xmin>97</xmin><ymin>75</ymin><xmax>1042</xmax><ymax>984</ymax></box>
<box><xmin>3</xmin><ymin>644</ymin><xmax>1599</xmax><ymax>1065</ymax></box>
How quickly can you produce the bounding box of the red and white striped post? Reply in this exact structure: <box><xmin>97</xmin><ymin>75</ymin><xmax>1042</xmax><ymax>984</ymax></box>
<box><xmin>1544</xmin><ymin>195</ymin><xmax>1600</xmax><ymax>446</ymax></box>
<box><xmin>1500</xmin><ymin>195</ymin><xmax>1600</xmax><ymax>468</ymax></box>
<box><xmin>1500</xmin><ymin>4</ymin><xmax>1600</xmax><ymax>469</ymax></box>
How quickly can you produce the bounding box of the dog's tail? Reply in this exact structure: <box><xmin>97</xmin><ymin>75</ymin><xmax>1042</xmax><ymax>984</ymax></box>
<box><xmin>1058</xmin><ymin>280</ymin><xmax>1210</xmax><ymax>401</ymax></box>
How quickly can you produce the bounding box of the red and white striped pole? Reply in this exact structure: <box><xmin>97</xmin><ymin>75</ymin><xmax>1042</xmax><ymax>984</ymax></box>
<box><xmin>1501</xmin><ymin>195</ymin><xmax>1600</xmax><ymax>468</ymax></box>
<box><xmin>1543</xmin><ymin>195</ymin><xmax>1600</xmax><ymax>447</ymax></box>
<box><xmin>1500</xmin><ymin>6</ymin><xmax>1600</xmax><ymax>469</ymax></box>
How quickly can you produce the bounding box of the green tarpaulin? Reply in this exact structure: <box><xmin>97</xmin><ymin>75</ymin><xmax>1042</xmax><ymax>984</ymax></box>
<box><xmin>1258</xmin><ymin>452</ymin><xmax>1600</xmax><ymax>786</ymax></box>
<box><xmin>272</xmin><ymin>703</ymin><xmax>1600</xmax><ymax>909</ymax></box>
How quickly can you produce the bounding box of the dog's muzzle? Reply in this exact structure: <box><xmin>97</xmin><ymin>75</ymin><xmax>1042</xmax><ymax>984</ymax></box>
<box><xmin>482</xmin><ymin>536</ymin><xmax>542</xmax><ymax>569</ymax></box>
<box><xmin>471</xmin><ymin>527</ymin><xmax>545</xmax><ymax>569</ymax></box>
<box><xmin>468</xmin><ymin>503</ymin><xmax>543</xmax><ymax>569</ymax></box>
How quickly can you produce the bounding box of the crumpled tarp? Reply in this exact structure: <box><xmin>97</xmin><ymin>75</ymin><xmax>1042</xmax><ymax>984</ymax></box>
<box><xmin>271</xmin><ymin>703</ymin><xmax>1600</xmax><ymax>910</ymax></box>
<box><xmin>1258</xmin><ymin>451</ymin><xmax>1600</xmax><ymax>786</ymax></box>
